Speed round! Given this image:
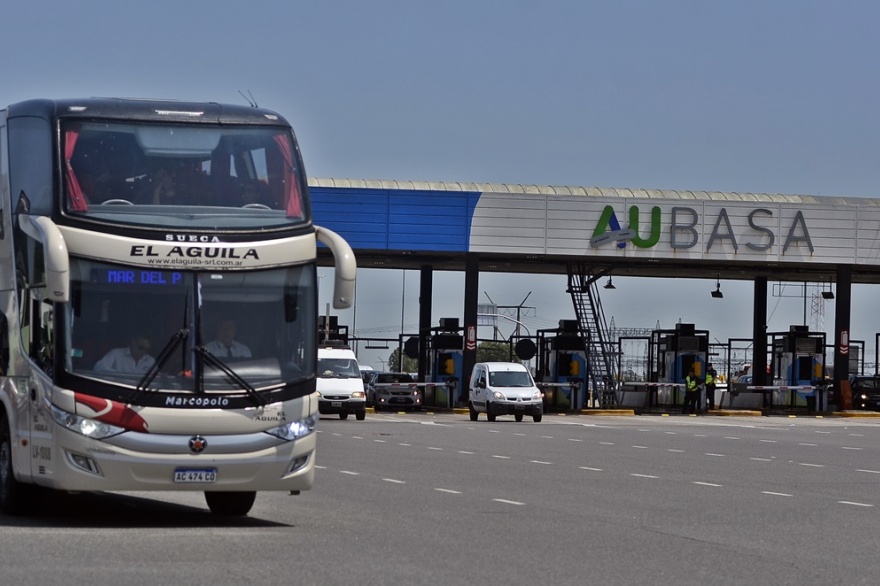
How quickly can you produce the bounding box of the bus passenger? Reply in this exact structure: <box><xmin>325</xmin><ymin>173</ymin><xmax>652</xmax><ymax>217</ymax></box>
<box><xmin>205</xmin><ymin>319</ymin><xmax>252</xmax><ymax>359</ymax></box>
<box><xmin>95</xmin><ymin>334</ymin><xmax>156</xmax><ymax>373</ymax></box>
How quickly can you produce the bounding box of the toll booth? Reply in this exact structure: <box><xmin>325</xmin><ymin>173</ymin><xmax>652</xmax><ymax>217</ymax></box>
<box><xmin>648</xmin><ymin>323</ymin><xmax>709</xmax><ymax>407</ymax></box>
<box><xmin>535</xmin><ymin>320</ymin><xmax>588</xmax><ymax>410</ymax></box>
<box><xmin>318</xmin><ymin>315</ymin><xmax>349</xmax><ymax>344</ymax></box>
<box><xmin>770</xmin><ymin>325</ymin><xmax>826</xmax><ymax>409</ymax></box>
<box><xmin>430</xmin><ymin>318</ymin><xmax>463</xmax><ymax>408</ymax></box>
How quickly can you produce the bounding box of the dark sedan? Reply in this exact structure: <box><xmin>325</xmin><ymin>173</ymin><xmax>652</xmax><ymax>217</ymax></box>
<box><xmin>850</xmin><ymin>376</ymin><xmax>880</xmax><ymax>410</ymax></box>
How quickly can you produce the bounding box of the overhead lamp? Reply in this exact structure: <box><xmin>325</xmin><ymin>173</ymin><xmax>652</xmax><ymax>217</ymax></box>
<box><xmin>821</xmin><ymin>290</ymin><xmax>835</xmax><ymax>300</ymax></box>
<box><xmin>711</xmin><ymin>278</ymin><xmax>723</xmax><ymax>299</ymax></box>
<box><xmin>604</xmin><ymin>277</ymin><xmax>616</xmax><ymax>290</ymax></box>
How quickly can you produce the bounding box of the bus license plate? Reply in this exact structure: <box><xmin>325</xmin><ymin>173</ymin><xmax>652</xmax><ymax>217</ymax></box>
<box><xmin>174</xmin><ymin>468</ymin><xmax>217</xmax><ymax>483</ymax></box>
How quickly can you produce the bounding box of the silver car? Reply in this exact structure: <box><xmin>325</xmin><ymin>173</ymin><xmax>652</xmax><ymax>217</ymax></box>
<box><xmin>371</xmin><ymin>372</ymin><xmax>422</xmax><ymax>411</ymax></box>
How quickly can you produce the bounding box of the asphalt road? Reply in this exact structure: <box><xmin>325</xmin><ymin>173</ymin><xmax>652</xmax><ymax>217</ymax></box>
<box><xmin>1</xmin><ymin>412</ymin><xmax>879</xmax><ymax>585</ymax></box>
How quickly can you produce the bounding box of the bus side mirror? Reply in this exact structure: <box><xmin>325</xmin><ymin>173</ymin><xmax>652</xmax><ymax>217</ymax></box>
<box><xmin>17</xmin><ymin>215</ymin><xmax>69</xmax><ymax>303</ymax></box>
<box><xmin>315</xmin><ymin>226</ymin><xmax>356</xmax><ymax>309</ymax></box>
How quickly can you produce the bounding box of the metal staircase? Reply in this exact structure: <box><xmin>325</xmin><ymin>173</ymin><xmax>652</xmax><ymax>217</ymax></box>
<box><xmin>566</xmin><ymin>263</ymin><xmax>618</xmax><ymax>407</ymax></box>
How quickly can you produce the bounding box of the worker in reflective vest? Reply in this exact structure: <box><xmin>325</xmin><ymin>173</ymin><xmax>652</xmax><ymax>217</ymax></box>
<box><xmin>704</xmin><ymin>363</ymin><xmax>717</xmax><ymax>412</ymax></box>
<box><xmin>683</xmin><ymin>367</ymin><xmax>700</xmax><ymax>415</ymax></box>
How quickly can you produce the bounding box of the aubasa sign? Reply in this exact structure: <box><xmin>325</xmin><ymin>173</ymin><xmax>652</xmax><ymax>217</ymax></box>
<box><xmin>589</xmin><ymin>205</ymin><xmax>814</xmax><ymax>253</ymax></box>
<box><xmin>467</xmin><ymin>191</ymin><xmax>871</xmax><ymax>266</ymax></box>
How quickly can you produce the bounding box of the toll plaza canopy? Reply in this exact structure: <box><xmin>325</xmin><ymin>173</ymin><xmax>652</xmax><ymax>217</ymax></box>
<box><xmin>308</xmin><ymin>177</ymin><xmax>876</xmax><ymax>391</ymax></box>
<box><xmin>309</xmin><ymin>177</ymin><xmax>880</xmax><ymax>283</ymax></box>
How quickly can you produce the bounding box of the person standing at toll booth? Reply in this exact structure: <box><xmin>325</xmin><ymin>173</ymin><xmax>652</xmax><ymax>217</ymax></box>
<box><xmin>704</xmin><ymin>363</ymin><xmax>717</xmax><ymax>412</ymax></box>
<box><xmin>682</xmin><ymin>367</ymin><xmax>700</xmax><ymax>415</ymax></box>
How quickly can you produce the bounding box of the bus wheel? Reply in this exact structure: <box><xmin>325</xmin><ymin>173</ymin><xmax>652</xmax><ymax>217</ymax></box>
<box><xmin>204</xmin><ymin>491</ymin><xmax>256</xmax><ymax>516</ymax></box>
<box><xmin>0</xmin><ymin>413</ymin><xmax>27</xmax><ymax>516</ymax></box>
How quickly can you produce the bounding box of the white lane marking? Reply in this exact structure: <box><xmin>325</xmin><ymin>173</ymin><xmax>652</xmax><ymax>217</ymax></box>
<box><xmin>750</xmin><ymin>457</ymin><xmax>772</xmax><ymax>462</ymax></box>
<box><xmin>435</xmin><ymin>488</ymin><xmax>461</xmax><ymax>494</ymax></box>
<box><xmin>631</xmin><ymin>473</ymin><xmax>659</xmax><ymax>479</ymax></box>
<box><xmin>838</xmin><ymin>501</ymin><xmax>873</xmax><ymax>507</ymax></box>
<box><xmin>694</xmin><ymin>434</ymin><xmax>708</xmax><ymax>438</ymax></box>
<box><xmin>340</xmin><ymin>471</ymin><xmax>360</xmax><ymax>476</ymax></box>
<box><xmin>541</xmin><ymin>436</ymin><xmax>555</xmax><ymax>439</ymax></box>
<box><xmin>353</xmin><ymin>436</ymin><xmax>364</xmax><ymax>440</ymax></box>
<box><xmin>314</xmin><ymin>465</ymin><xmax>327</xmax><ymax>469</ymax></box>
<box><xmin>600</xmin><ymin>442</ymin><xmax>615</xmax><ymax>446</ymax></box>
<box><xmin>399</xmin><ymin>443</ymin><xmax>411</xmax><ymax>446</ymax></box>
<box><xmin>857</xmin><ymin>469</ymin><xmax>880</xmax><ymax>474</ymax></box>
<box><xmin>493</xmin><ymin>499</ymin><xmax>525</xmax><ymax>506</ymax></box>
<box><xmin>638</xmin><ymin>429</ymin><xmax>651</xmax><ymax>432</ymax></box>
<box><xmin>569</xmin><ymin>438</ymin><xmax>583</xmax><ymax>442</ymax></box>
<box><xmin>815</xmin><ymin>431</ymin><xmax>831</xmax><ymax>434</ymax></box>
<box><xmin>382</xmin><ymin>478</ymin><xmax>405</xmax><ymax>484</ymax></box>
<box><xmin>762</xmin><ymin>491</ymin><xmax>793</xmax><ymax>497</ymax></box>
<box><xmin>668</xmin><ymin>449</ymin><xmax>685</xmax><ymax>453</ymax></box>
<box><xmin>798</xmin><ymin>443</ymin><xmax>817</xmax><ymax>447</ymax></box>
<box><xmin>724</xmin><ymin>437</ymin><xmax>740</xmax><ymax>440</ymax></box>
<box><xmin>458</xmin><ymin>450</ymin><xmax>475</xmax><ymax>455</ymax></box>
<box><xmin>514</xmin><ymin>433</ymin><xmax>526</xmax><ymax>437</ymax></box>
<box><xmin>849</xmin><ymin>433</ymin><xmax>864</xmax><ymax>437</ymax></box>
<box><xmin>531</xmin><ymin>460</ymin><xmax>553</xmax><ymax>465</ymax></box>
<box><xmin>580</xmin><ymin>466</ymin><xmax>603</xmax><ymax>471</ymax></box>
<box><xmin>492</xmin><ymin>455</ymin><xmax>511</xmax><ymax>460</ymax></box>
<box><xmin>705</xmin><ymin>453</ymin><xmax>725</xmax><ymax>457</ymax></box>
<box><xmin>489</xmin><ymin>430</ymin><xmax>500</xmax><ymax>433</ymax></box>
<box><xmin>374</xmin><ymin>439</ymin><xmax>386</xmax><ymax>443</ymax></box>
<box><xmin>665</xmin><ymin>432</ymin><xmax>677</xmax><ymax>435</ymax></box>
<box><xmin>759</xmin><ymin>439</ymin><xmax>777</xmax><ymax>443</ymax></box>
<box><xmin>798</xmin><ymin>463</ymin><xmax>824</xmax><ymax>468</ymax></box>
<box><xmin>632</xmin><ymin>445</ymin><xmax>649</xmax><ymax>449</ymax></box>
<box><xmin>842</xmin><ymin>446</ymin><xmax>863</xmax><ymax>451</ymax></box>
<box><xmin>427</xmin><ymin>447</ymin><xmax>443</xmax><ymax>451</ymax></box>
<box><xmin>693</xmin><ymin>481</ymin><xmax>722</xmax><ymax>487</ymax></box>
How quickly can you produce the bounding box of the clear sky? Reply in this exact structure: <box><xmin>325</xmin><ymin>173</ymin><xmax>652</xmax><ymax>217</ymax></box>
<box><xmin>4</xmin><ymin>1</ymin><xmax>879</xmax><ymax>370</ymax></box>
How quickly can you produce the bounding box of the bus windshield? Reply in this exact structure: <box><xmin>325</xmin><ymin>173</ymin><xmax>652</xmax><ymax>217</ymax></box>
<box><xmin>62</xmin><ymin>121</ymin><xmax>308</xmax><ymax>231</ymax></box>
<box><xmin>65</xmin><ymin>259</ymin><xmax>316</xmax><ymax>393</ymax></box>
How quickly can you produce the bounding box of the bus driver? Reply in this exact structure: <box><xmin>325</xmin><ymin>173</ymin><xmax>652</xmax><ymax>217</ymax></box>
<box><xmin>95</xmin><ymin>334</ymin><xmax>156</xmax><ymax>374</ymax></box>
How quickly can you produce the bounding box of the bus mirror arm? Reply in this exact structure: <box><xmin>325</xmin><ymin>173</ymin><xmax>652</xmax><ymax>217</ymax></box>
<box><xmin>17</xmin><ymin>215</ymin><xmax>70</xmax><ymax>303</ymax></box>
<box><xmin>315</xmin><ymin>226</ymin><xmax>357</xmax><ymax>310</ymax></box>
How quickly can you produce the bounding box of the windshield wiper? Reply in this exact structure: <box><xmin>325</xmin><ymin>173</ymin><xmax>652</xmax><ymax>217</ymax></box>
<box><xmin>134</xmin><ymin>327</ymin><xmax>190</xmax><ymax>396</ymax></box>
<box><xmin>194</xmin><ymin>346</ymin><xmax>265</xmax><ymax>407</ymax></box>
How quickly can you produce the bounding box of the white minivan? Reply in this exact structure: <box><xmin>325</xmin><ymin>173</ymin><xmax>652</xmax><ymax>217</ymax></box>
<box><xmin>468</xmin><ymin>362</ymin><xmax>543</xmax><ymax>422</ymax></box>
<box><xmin>317</xmin><ymin>345</ymin><xmax>367</xmax><ymax>420</ymax></box>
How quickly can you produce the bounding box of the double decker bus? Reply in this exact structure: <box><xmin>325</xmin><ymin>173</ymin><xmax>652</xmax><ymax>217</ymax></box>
<box><xmin>0</xmin><ymin>98</ymin><xmax>355</xmax><ymax>516</ymax></box>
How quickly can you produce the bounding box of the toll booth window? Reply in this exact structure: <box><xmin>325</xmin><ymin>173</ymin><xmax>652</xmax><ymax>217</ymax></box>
<box><xmin>797</xmin><ymin>357</ymin><xmax>814</xmax><ymax>381</ymax></box>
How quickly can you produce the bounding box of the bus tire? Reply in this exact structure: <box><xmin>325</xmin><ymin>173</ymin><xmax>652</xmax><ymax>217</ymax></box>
<box><xmin>0</xmin><ymin>412</ymin><xmax>27</xmax><ymax>516</ymax></box>
<box><xmin>204</xmin><ymin>491</ymin><xmax>256</xmax><ymax>516</ymax></box>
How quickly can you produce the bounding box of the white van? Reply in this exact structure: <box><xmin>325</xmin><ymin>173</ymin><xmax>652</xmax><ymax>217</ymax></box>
<box><xmin>317</xmin><ymin>345</ymin><xmax>367</xmax><ymax>420</ymax></box>
<box><xmin>468</xmin><ymin>362</ymin><xmax>543</xmax><ymax>422</ymax></box>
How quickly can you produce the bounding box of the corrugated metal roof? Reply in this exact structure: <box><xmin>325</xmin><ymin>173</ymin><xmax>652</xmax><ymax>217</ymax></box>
<box><xmin>308</xmin><ymin>177</ymin><xmax>880</xmax><ymax>207</ymax></box>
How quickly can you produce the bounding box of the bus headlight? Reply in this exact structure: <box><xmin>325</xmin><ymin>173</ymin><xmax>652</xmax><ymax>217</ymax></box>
<box><xmin>47</xmin><ymin>402</ymin><xmax>125</xmax><ymax>439</ymax></box>
<box><xmin>265</xmin><ymin>414</ymin><xmax>318</xmax><ymax>441</ymax></box>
